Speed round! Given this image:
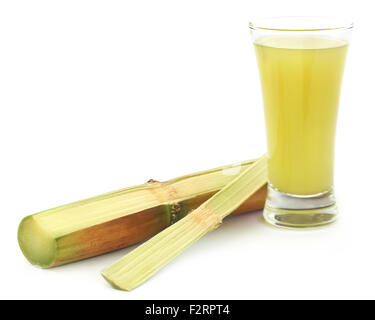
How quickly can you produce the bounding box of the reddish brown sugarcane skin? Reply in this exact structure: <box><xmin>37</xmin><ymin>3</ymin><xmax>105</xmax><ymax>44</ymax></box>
<box><xmin>232</xmin><ymin>185</ymin><xmax>267</xmax><ymax>215</ymax></box>
<box><xmin>52</xmin><ymin>205</ymin><xmax>170</xmax><ymax>267</ymax></box>
<box><xmin>49</xmin><ymin>185</ymin><xmax>267</xmax><ymax>267</ymax></box>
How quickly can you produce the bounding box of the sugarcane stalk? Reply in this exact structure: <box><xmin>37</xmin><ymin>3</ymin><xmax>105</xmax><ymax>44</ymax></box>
<box><xmin>18</xmin><ymin>158</ymin><xmax>266</xmax><ymax>268</ymax></box>
<box><xmin>101</xmin><ymin>155</ymin><xmax>268</xmax><ymax>291</ymax></box>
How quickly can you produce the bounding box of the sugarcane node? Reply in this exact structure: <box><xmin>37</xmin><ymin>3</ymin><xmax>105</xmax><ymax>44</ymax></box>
<box><xmin>191</xmin><ymin>209</ymin><xmax>222</xmax><ymax>230</ymax></box>
<box><xmin>147</xmin><ymin>179</ymin><xmax>160</xmax><ymax>183</ymax></box>
<box><xmin>169</xmin><ymin>203</ymin><xmax>183</xmax><ymax>224</ymax></box>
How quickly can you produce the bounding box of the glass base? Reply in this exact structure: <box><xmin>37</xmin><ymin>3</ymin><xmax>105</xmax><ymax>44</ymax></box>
<box><xmin>263</xmin><ymin>186</ymin><xmax>338</xmax><ymax>228</ymax></box>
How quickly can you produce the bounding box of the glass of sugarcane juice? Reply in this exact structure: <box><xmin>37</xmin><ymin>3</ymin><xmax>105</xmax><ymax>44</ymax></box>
<box><xmin>250</xmin><ymin>17</ymin><xmax>353</xmax><ymax>228</ymax></box>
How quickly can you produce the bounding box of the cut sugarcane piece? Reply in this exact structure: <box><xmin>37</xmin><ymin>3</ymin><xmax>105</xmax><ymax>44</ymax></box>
<box><xmin>18</xmin><ymin>158</ymin><xmax>266</xmax><ymax>268</ymax></box>
<box><xmin>101</xmin><ymin>155</ymin><xmax>267</xmax><ymax>291</ymax></box>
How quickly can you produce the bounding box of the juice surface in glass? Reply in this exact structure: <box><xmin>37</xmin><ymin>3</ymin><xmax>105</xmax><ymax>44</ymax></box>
<box><xmin>254</xmin><ymin>36</ymin><xmax>348</xmax><ymax>195</ymax></box>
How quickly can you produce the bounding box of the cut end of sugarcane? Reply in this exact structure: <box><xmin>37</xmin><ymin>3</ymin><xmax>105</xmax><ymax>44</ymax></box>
<box><xmin>101</xmin><ymin>270</ymin><xmax>132</xmax><ymax>291</ymax></box>
<box><xmin>101</xmin><ymin>155</ymin><xmax>267</xmax><ymax>291</ymax></box>
<box><xmin>18</xmin><ymin>216</ymin><xmax>56</xmax><ymax>268</ymax></box>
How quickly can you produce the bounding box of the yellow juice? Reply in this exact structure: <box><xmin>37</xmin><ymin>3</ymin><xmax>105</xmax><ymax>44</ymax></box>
<box><xmin>254</xmin><ymin>36</ymin><xmax>348</xmax><ymax>195</ymax></box>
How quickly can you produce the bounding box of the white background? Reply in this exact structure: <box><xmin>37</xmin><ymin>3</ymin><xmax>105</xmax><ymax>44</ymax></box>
<box><xmin>0</xmin><ymin>0</ymin><xmax>374</xmax><ymax>300</ymax></box>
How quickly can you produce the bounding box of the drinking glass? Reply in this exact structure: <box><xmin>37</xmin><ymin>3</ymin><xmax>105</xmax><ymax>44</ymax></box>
<box><xmin>250</xmin><ymin>17</ymin><xmax>353</xmax><ymax>228</ymax></box>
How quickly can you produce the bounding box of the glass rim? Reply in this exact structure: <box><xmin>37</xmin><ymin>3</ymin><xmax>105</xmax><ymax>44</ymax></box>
<box><xmin>249</xmin><ymin>16</ymin><xmax>354</xmax><ymax>32</ymax></box>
